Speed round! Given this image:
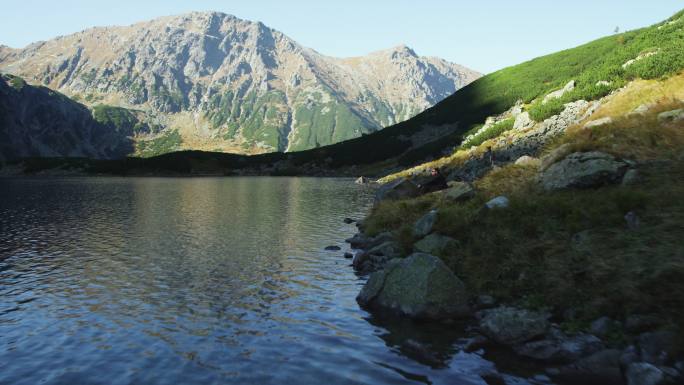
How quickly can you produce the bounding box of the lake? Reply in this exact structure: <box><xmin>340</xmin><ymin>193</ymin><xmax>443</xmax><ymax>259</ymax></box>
<box><xmin>0</xmin><ymin>177</ymin><xmax>531</xmax><ymax>385</ymax></box>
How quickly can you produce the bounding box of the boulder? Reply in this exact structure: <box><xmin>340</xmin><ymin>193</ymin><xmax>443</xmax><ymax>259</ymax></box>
<box><xmin>555</xmin><ymin>349</ymin><xmax>623</xmax><ymax>385</ymax></box>
<box><xmin>638</xmin><ymin>330</ymin><xmax>679</xmax><ymax>365</ymax></box>
<box><xmin>346</xmin><ymin>231</ymin><xmax>394</xmax><ymax>250</ymax></box>
<box><xmin>478</xmin><ymin>307</ymin><xmax>551</xmax><ymax>345</ymax></box>
<box><xmin>540</xmin><ymin>143</ymin><xmax>573</xmax><ymax>171</ymax></box>
<box><xmin>543</xmin><ymin>80</ymin><xmax>576</xmax><ymax>103</ymax></box>
<box><xmin>622</xmin><ymin>169</ymin><xmax>640</xmax><ymax>186</ymax></box>
<box><xmin>443</xmin><ymin>181</ymin><xmax>475</xmax><ymax>202</ymax></box>
<box><xmin>414</xmin><ymin>233</ymin><xmax>458</xmax><ymax>255</ymax></box>
<box><xmin>352</xmin><ymin>241</ymin><xmax>402</xmax><ymax>273</ymax></box>
<box><xmin>584</xmin><ymin>117</ymin><xmax>613</xmax><ymax>129</ymax></box>
<box><xmin>514</xmin><ymin>111</ymin><xmax>534</xmax><ymax>130</ymax></box>
<box><xmin>514</xmin><ymin>155</ymin><xmax>541</xmax><ymax>168</ymax></box>
<box><xmin>540</xmin><ymin>151</ymin><xmax>629</xmax><ymax>191</ymax></box>
<box><xmin>413</xmin><ymin>210</ymin><xmax>438</xmax><ymax>238</ymax></box>
<box><xmin>374</xmin><ymin>178</ymin><xmax>421</xmax><ymax>203</ymax></box>
<box><xmin>485</xmin><ymin>196</ymin><xmax>509</xmax><ymax>209</ymax></box>
<box><xmin>514</xmin><ymin>330</ymin><xmax>604</xmax><ymax>363</ymax></box>
<box><xmin>657</xmin><ymin>109</ymin><xmax>684</xmax><ymax>124</ymax></box>
<box><xmin>625</xmin><ymin>363</ymin><xmax>665</xmax><ymax>385</ymax></box>
<box><xmin>356</xmin><ymin>253</ymin><xmax>470</xmax><ymax>319</ymax></box>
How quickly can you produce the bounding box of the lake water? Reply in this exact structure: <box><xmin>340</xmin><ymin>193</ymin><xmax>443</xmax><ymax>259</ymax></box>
<box><xmin>0</xmin><ymin>177</ymin><xmax>536</xmax><ymax>385</ymax></box>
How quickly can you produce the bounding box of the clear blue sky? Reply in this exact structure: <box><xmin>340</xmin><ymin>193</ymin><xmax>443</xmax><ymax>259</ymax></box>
<box><xmin>2</xmin><ymin>1</ymin><xmax>682</xmax><ymax>73</ymax></box>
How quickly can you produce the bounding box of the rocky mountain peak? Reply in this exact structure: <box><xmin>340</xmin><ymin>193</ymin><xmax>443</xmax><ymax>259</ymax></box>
<box><xmin>0</xmin><ymin>12</ymin><xmax>481</xmax><ymax>157</ymax></box>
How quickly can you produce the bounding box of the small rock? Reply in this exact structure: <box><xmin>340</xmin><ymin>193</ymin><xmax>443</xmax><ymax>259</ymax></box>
<box><xmin>543</xmin><ymin>80</ymin><xmax>576</xmax><ymax>103</ymax></box>
<box><xmin>475</xmin><ymin>295</ymin><xmax>497</xmax><ymax>310</ymax></box>
<box><xmin>343</xmin><ymin>217</ymin><xmax>355</xmax><ymax>224</ymax></box>
<box><xmin>461</xmin><ymin>335</ymin><xmax>492</xmax><ymax>352</ymax></box>
<box><xmin>514</xmin><ymin>331</ymin><xmax>604</xmax><ymax>363</ymax></box>
<box><xmin>632</xmin><ymin>104</ymin><xmax>653</xmax><ymax>115</ymax></box>
<box><xmin>514</xmin><ymin>111</ymin><xmax>534</xmax><ymax>130</ymax></box>
<box><xmin>443</xmin><ymin>181</ymin><xmax>475</xmax><ymax>202</ymax></box>
<box><xmin>625</xmin><ymin>362</ymin><xmax>664</xmax><ymax>385</ymax></box>
<box><xmin>355</xmin><ymin>176</ymin><xmax>370</xmax><ymax>184</ymax></box>
<box><xmin>514</xmin><ymin>155</ymin><xmax>541</xmax><ymax>168</ymax></box>
<box><xmin>478</xmin><ymin>307</ymin><xmax>551</xmax><ymax>345</ymax></box>
<box><xmin>374</xmin><ymin>178</ymin><xmax>421</xmax><ymax>203</ymax></box>
<box><xmin>485</xmin><ymin>196</ymin><xmax>509</xmax><ymax>209</ymax></box>
<box><xmin>622</xmin><ymin>169</ymin><xmax>640</xmax><ymax>186</ymax></box>
<box><xmin>625</xmin><ymin>211</ymin><xmax>641</xmax><ymax>231</ymax></box>
<box><xmin>626</xmin><ymin>315</ymin><xmax>662</xmax><ymax>334</ymax></box>
<box><xmin>539</xmin><ymin>151</ymin><xmax>629</xmax><ymax>191</ymax></box>
<box><xmin>621</xmin><ymin>345</ymin><xmax>641</xmax><ymax>370</ymax></box>
<box><xmin>413</xmin><ymin>209</ymin><xmax>438</xmax><ymax>238</ymax></box>
<box><xmin>596</xmin><ymin>80</ymin><xmax>612</xmax><ymax>87</ymax></box>
<box><xmin>357</xmin><ymin>253</ymin><xmax>471</xmax><ymax>319</ymax></box>
<box><xmin>343</xmin><ymin>252</ymin><xmax>353</xmax><ymax>259</ymax></box>
<box><xmin>584</xmin><ymin>117</ymin><xmax>613</xmax><ymax>129</ymax></box>
<box><xmin>324</xmin><ymin>245</ymin><xmax>341</xmax><ymax>251</ymax></box>
<box><xmin>657</xmin><ymin>109</ymin><xmax>684</xmax><ymax>124</ymax></box>
<box><xmin>413</xmin><ymin>233</ymin><xmax>458</xmax><ymax>255</ymax></box>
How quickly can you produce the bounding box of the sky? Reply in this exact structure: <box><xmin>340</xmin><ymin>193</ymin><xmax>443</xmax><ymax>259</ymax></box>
<box><xmin>1</xmin><ymin>1</ymin><xmax>682</xmax><ymax>73</ymax></box>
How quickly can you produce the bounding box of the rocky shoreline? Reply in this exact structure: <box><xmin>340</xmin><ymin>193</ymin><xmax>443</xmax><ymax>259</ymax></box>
<box><xmin>341</xmin><ymin>217</ymin><xmax>683</xmax><ymax>385</ymax></box>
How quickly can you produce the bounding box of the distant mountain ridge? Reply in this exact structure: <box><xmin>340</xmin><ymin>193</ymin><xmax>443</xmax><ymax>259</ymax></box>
<box><xmin>0</xmin><ymin>12</ymin><xmax>480</xmax><ymax>157</ymax></box>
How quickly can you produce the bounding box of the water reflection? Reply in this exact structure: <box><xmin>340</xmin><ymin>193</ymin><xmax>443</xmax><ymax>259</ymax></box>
<box><xmin>0</xmin><ymin>177</ymin><xmax>537</xmax><ymax>385</ymax></box>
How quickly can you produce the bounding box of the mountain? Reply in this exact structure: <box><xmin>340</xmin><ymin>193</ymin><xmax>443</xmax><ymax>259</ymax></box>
<box><xmin>0</xmin><ymin>12</ymin><xmax>480</xmax><ymax>158</ymax></box>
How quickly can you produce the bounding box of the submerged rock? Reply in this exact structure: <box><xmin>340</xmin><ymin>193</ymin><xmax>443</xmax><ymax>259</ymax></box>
<box><xmin>539</xmin><ymin>151</ymin><xmax>629</xmax><ymax>191</ymax></box>
<box><xmin>357</xmin><ymin>253</ymin><xmax>470</xmax><ymax>319</ymax></box>
<box><xmin>345</xmin><ymin>231</ymin><xmax>393</xmax><ymax>250</ymax></box>
<box><xmin>478</xmin><ymin>307</ymin><xmax>550</xmax><ymax>345</ymax></box>
<box><xmin>324</xmin><ymin>245</ymin><xmax>341</xmax><ymax>251</ymax></box>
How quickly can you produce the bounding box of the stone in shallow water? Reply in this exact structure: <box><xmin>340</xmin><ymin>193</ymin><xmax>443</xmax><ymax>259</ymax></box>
<box><xmin>324</xmin><ymin>245</ymin><xmax>341</xmax><ymax>251</ymax></box>
<box><xmin>478</xmin><ymin>306</ymin><xmax>550</xmax><ymax>345</ymax></box>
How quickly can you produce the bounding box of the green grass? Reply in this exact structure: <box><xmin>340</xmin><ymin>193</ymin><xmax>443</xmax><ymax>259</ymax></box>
<box><xmin>461</xmin><ymin>118</ymin><xmax>515</xmax><ymax>148</ymax></box>
<box><xmin>136</xmin><ymin>130</ymin><xmax>183</xmax><ymax>157</ymax></box>
<box><xmin>363</xmin><ymin>105</ymin><xmax>684</xmax><ymax>333</ymax></box>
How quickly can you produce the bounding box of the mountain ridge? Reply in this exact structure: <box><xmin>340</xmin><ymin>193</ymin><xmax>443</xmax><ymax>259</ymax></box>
<box><xmin>0</xmin><ymin>11</ymin><xmax>480</xmax><ymax>157</ymax></box>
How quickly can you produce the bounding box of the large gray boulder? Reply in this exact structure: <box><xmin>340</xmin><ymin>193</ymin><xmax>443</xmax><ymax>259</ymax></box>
<box><xmin>540</xmin><ymin>151</ymin><xmax>629</xmax><ymax>191</ymax></box>
<box><xmin>374</xmin><ymin>178</ymin><xmax>421</xmax><ymax>203</ymax></box>
<box><xmin>413</xmin><ymin>210</ymin><xmax>438</xmax><ymax>238</ymax></box>
<box><xmin>543</xmin><ymin>80</ymin><xmax>576</xmax><ymax>103</ymax></box>
<box><xmin>356</xmin><ymin>253</ymin><xmax>470</xmax><ymax>319</ymax></box>
<box><xmin>478</xmin><ymin>307</ymin><xmax>551</xmax><ymax>345</ymax></box>
<box><xmin>555</xmin><ymin>349</ymin><xmax>623</xmax><ymax>385</ymax></box>
<box><xmin>346</xmin><ymin>231</ymin><xmax>394</xmax><ymax>250</ymax></box>
<box><xmin>414</xmin><ymin>233</ymin><xmax>458</xmax><ymax>255</ymax></box>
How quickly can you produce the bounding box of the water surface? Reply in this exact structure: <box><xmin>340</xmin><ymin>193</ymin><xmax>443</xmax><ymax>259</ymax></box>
<box><xmin>1</xmin><ymin>177</ymin><xmax>529</xmax><ymax>385</ymax></box>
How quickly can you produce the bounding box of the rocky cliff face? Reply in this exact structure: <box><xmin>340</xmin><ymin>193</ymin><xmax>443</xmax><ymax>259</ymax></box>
<box><xmin>0</xmin><ymin>12</ymin><xmax>480</xmax><ymax>156</ymax></box>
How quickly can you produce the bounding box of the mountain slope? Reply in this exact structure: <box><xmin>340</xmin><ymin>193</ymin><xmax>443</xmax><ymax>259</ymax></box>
<box><xmin>0</xmin><ymin>74</ymin><xmax>156</xmax><ymax>162</ymax></box>
<box><xmin>0</xmin><ymin>12</ymin><xmax>479</xmax><ymax>157</ymax></box>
